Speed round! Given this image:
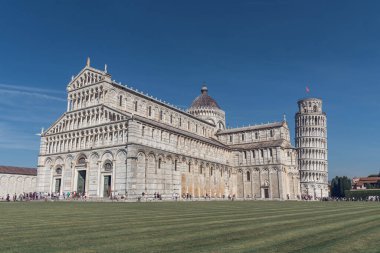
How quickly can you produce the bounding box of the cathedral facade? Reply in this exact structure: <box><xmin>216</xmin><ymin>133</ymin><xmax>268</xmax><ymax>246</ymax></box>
<box><xmin>36</xmin><ymin>59</ymin><xmax>328</xmax><ymax>200</ymax></box>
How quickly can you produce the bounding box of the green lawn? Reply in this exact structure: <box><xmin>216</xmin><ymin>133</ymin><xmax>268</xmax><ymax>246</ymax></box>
<box><xmin>0</xmin><ymin>201</ymin><xmax>379</xmax><ymax>253</ymax></box>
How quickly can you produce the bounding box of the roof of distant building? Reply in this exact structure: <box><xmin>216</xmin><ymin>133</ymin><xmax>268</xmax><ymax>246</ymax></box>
<box><xmin>0</xmin><ymin>166</ymin><xmax>37</xmax><ymax>176</ymax></box>
<box><xmin>352</xmin><ymin>177</ymin><xmax>380</xmax><ymax>188</ymax></box>
<box><xmin>359</xmin><ymin>177</ymin><xmax>380</xmax><ymax>181</ymax></box>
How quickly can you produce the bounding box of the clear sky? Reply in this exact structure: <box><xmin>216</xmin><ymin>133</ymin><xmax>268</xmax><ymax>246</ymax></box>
<box><xmin>0</xmin><ymin>0</ymin><xmax>379</xmax><ymax>179</ymax></box>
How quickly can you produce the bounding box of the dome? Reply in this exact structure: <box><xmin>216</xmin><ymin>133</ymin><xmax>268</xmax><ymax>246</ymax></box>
<box><xmin>189</xmin><ymin>84</ymin><xmax>221</xmax><ymax>110</ymax></box>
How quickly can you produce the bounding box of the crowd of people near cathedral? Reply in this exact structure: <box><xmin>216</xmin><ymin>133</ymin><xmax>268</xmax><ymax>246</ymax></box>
<box><xmin>1</xmin><ymin>192</ymin><xmax>379</xmax><ymax>202</ymax></box>
<box><xmin>0</xmin><ymin>191</ymin><xmax>89</xmax><ymax>202</ymax></box>
<box><xmin>1</xmin><ymin>192</ymin><xmax>43</xmax><ymax>202</ymax></box>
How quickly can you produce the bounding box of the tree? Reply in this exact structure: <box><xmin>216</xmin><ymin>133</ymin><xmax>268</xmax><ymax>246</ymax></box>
<box><xmin>330</xmin><ymin>176</ymin><xmax>352</xmax><ymax>198</ymax></box>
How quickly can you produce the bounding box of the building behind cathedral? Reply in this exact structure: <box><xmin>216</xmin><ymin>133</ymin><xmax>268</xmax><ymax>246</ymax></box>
<box><xmin>36</xmin><ymin>59</ymin><xmax>329</xmax><ymax>200</ymax></box>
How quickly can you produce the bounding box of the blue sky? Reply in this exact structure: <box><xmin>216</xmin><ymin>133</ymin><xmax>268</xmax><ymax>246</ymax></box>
<box><xmin>0</xmin><ymin>0</ymin><xmax>379</xmax><ymax>179</ymax></box>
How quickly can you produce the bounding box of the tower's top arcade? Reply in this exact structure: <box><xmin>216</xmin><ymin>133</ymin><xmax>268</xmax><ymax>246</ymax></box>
<box><xmin>297</xmin><ymin>98</ymin><xmax>323</xmax><ymax>114</ymax></box>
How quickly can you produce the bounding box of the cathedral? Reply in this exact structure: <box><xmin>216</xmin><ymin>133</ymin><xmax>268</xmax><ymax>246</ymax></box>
<box><xmin>36</xmin><ymin>59</ymin><xmax>329</xmax><ymax>200</ymax></box>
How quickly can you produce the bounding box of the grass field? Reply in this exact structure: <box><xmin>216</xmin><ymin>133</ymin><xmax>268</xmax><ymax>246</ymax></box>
<box><xmin>0</xmin><ymin>201</ymin><xmax>379</xmax><ymax>253</ymax></box>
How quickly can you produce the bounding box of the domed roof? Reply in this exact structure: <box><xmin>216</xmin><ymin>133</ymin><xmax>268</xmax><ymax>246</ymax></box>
<box><xmin>189</xmin><ymin>84</ymin><xmax>221</xmax><ymax>110</ymax></box>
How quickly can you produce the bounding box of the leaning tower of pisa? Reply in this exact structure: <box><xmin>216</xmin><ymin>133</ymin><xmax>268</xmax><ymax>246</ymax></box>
<box><xmin>296</xmin><ymin>98</ymin><xmax>329</xmax><ymax>199</ymax></box>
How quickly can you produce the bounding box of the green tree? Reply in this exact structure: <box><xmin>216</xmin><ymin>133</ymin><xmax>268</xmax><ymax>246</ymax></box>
<box><xmin>331</xmin><ymin>176</ymin><xmax>351</xmax><ymax>198</ymax></box>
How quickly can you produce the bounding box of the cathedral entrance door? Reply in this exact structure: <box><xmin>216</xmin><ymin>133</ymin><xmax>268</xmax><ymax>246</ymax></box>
<box><xmin>77</xmin><ymin>170</ymin><xmax>86</xmax><ymax>195</ymax></box>
<box><xmin>103</xmin><ymin>175</ymin><xmax>111</xmax><ymax>197</ymax></box>
<box><xmin>55</xmin><ymin>178</ymin><xmax>61</xmax><ymax>193</ymax></box>
<box><xmin>264</xmin><ymin>188</ymin><xmax>269</xmax><ymax>199</ymax></box>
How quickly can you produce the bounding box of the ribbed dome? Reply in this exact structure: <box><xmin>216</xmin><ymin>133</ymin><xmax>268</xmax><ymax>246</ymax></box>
<box><xmin>189</xmin><ymin>85</ymin><xmax>221</xmax><ymax>109</ymax></box>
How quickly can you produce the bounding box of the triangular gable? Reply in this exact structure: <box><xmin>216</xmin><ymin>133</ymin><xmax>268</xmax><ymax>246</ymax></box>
<box><xmin>42</xmin><ymin>104</ymin><xmax>130</xmax><ymax>136</ymax></box>
<box><xmin>42</xmin><ymin>113</ymin><xmax>67</xmax><ymax>136</ymax></box>
<box><xmin>67</xmin><ymin>62</ymin><xmax>111</xmax><ymax>91</ymax></box>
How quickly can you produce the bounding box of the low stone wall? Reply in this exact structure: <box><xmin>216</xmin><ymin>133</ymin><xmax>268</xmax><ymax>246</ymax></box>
<box><xmin>0</xmin><ymin>173</ymin><xmax>37</xmax><ymax>198</ymax></box>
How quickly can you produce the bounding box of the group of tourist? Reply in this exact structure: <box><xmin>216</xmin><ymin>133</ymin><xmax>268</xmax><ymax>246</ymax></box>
<box><xmin>1</xmin><ymin>192</ymin><xmax>43</xmax><ymax>202</ymax></box>
<box><xmin>153</xmin><ymin>192</ymin><xmax>162</xmax><ymax>200</ymax></box>
<box><xmin>52</xmin><ymin>191</ymin><xmax>88</xmax><ymax>200</ymax></box>
<box><xmin>0</xmin><ymin>191</ymin><xmax>89</xmax><ymax>202</ymax></box>
<box><xmin>137</xmin><ymin>192</ymin><xmax>238</xmax><ymax>201</ymax></box>
<box><xmin>328</xmin><ymin>196</ymin><xmax>380</xmax><ymax>201</ymax></box>
<box><xmin>2</xmin><ymin>192</ymin><xmax>379</xmax><ymax>202</ymax></box>
<box><xmin>180</xmin><ymin>193</ymin><xmax>237</xmax><ymax>201</ymax></box>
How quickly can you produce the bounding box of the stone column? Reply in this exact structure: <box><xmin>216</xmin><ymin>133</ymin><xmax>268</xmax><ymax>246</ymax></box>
<box><xmin>112</xmin><ymin>159</ymin><xmax>116</xmax><ymax>197</ymax></box>
<box><xmin>268</xmin><ymin>169</ymin><xmax>272</xmax><ymax>199</ymax></box>
<box><xmin>250</xmin><ymin>169</ymin><xmax>254</xmax><ymax>199</ymax></box>
<box><xmin>242</xmin><ymin>170</ymin><xmax>245</xmax><ymax>199</ymax></box>
<box><xmin>49</xmin><ymin>166</ymin><xmax>54</xmax><ymax>194</ymax></box>
<box><xmin>67</xmin><ymin>98</ymin><xmax>71</xmax><ymax>111</ymax></box>
<box><xmin>97</xmin><ymin>161</ymin><xmax>101</xmax><ymax>197</ymax></box>
<box><xmin>277</xmin><ymin>168</ymin><xmax>283</xmax><ymax>199</ymax></box>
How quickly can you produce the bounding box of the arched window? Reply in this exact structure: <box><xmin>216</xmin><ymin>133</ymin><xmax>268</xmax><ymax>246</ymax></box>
<box><xmin>158</xmin><ymin>158</ymin><xmax>162</xmax><ymax>169</ymax></box>
<box><xmin>104</xmin><ymin>161</ymin><xmax>112</xmax><ymax>171</ymax></box>
<box><xmin>78</xmin><ymin>157</ymin><xmax>86</xmax><ymax>165</ymax></box>
<box><xmin>255</xmin><ymin>132</ymin><xmax>259</xmax><ymax>139</ymax></box>
<box><xmin>148</xmin><ymin>106</ymin><xmax>152</xmax><ymax>116</ymax></box>
<box><xmin>260</xmin><ymin>149</ymin><xmax>264</xmax><ymax>158</ymax></box>
<box><xmin>56</xmin><ymin>167</ymin><xmax>62</xmax><ymax>175</ymax></box>
<box><xmin>242</xmin><ymin>133</ymin><xmax>245</xmax><ymax>141</ymax></box>
<box><xmin>247</xmin><ymin>171</ymin><xmax>250</xmax><ymax>181</ymax></box>
<box><xmin>174</xmin><ymin>160</ymin><xmax>177</xmax><ymax>171</ymax></box>
<box><xmin>119</xmin><ymin>95</ymin><xmax>123</xmax><ymax>106</ymax></box>
<box><xmin>170</xmin><ymin>115</ymin><xmax>173</xmax><ymax>124</ymax></box>
<box><xmin>142</xmin><ymin>126</ymin><xmax>145</xmax><ymax>136</ymax></box>
<box><xmin>230</xmin><ymin>135</ymin><xmax>233</xmax><ymax>142</ymax></box>
<box><xmin>188</xmin><ymin>163</ymin><xmax>191</xmax><ymax>173</ymax></box>
<box><xmin>269</xmin><ymin>149</ymin><xmax>273</xmax><ymax>157</ymax></box>
<box><xmin>160</xmin><ymin>110</ymin><xmax>163</xmax><ymax>120</ymax></box>
<box><xmin>270</xmin><ymin>130</ymin><xmax>274</xmax><ymax>137</ymax></box>
<box><xmin>313</xmin><ymin>105</ymin><xmax>317</xmax><ymax>112</ymax></box>
<box><xmin>243</xmin><ymin>151</ymin><xmax>247</xmax><ymax>159</ymax></box>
